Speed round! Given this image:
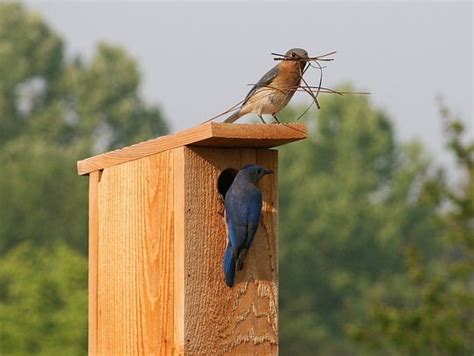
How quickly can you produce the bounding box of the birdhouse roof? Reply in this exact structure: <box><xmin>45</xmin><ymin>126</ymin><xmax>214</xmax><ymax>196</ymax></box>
<box><xmin>77</xmin><ymin>122</ymin><xmax>307</xmax><ymax>175</ymax></box>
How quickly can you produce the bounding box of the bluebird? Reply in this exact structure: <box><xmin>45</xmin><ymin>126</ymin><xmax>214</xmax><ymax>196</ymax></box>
<box><xmin>224</xmin><ymin>48</ymin><xmax>309</xmax><ymax>124</ymax></box>
<box><xmin>223</xmin><ymin>164</ymin><xmax>273</xmax><ymax>287</ymax></box>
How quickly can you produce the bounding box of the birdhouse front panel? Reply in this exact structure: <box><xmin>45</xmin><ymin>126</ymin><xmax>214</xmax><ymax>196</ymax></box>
<box><xmin>175</xmin><ymin>146</ymin><xmax>278</xmax><ymax>355</ymax></box>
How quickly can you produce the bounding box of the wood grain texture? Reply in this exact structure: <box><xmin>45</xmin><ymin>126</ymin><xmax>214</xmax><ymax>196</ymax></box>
<box><xmin>180</xmin><ymin>147</ymin><xmax>278</xmax><ymax>355</ymax></box>
<box><xmin>88</xmin><ymin>170</ymin><xmax>100</xmax><ymax>355</ymax></box>
<box><xmin>77</xmin><ymin>123</ymin><xmax>306</xmax><ymax>175</ymax></box>
<box><xmin>88</xmin><ymin>145</ymin><xmax>280</xmax><ymax>354</ymax></box>
<box><xmin>173</xmin><ymin>147</ymin><xmax>186</xmax><ymax>355</ymax></box>
<box><xmin>96</xmin><ymin>151</ymin><xmax>175</xmax><ymax>355</ymax></box>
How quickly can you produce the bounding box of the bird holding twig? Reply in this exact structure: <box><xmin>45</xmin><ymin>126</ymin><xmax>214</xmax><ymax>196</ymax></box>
<box><xmin>203</xmin><ymin>48</ymin><xmax>368</xmax><ymax>124</ymax></box>
<box><xmin>224</xmin><ymin>48</ymin><xmax>310</xmax><ymax>124</ymax></box>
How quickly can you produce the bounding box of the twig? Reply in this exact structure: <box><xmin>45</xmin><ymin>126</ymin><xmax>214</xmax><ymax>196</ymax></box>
<box><xmin>298</xmin><ymin>63</ymin><xmax>321</xmax><ymax>109</ymax></box>
<box><xmin>201</xmin><ymin>98</ymin><xmax>245</xmax><ymax>124</ymax></box>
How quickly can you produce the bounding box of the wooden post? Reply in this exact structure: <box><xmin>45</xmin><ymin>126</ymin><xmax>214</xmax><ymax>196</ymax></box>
<box><xmin>78</xmin><ymin>123</ymin><xmax>307</xmax><ymax>355</ymax></box>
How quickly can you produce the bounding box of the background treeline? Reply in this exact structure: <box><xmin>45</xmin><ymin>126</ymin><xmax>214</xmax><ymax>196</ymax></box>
<box><xmin>0</xmin><ymin>4</ymin><xmax>472</xmax><ymax>355</ymax></box>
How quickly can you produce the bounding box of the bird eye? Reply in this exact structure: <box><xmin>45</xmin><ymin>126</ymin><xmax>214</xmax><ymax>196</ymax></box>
<box><xmin>291</xmin><ymin>52</ymin><xmax>297</xmax><ymax>58</ymax></box>
<box><xmin>257</xmin><ymin>169</ymin><xmax>263</xmax><ymax>174</ymax></box>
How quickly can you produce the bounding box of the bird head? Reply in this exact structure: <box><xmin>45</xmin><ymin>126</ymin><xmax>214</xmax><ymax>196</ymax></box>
<box><xmin>240</xmin><ymin>164</ymin><xmax>273</xmax><ymax>184</ymax></box>
<box><xmin>284</xmin><ymin>48</ymin><xmax>309</xmax><ymax>62</ymax></box>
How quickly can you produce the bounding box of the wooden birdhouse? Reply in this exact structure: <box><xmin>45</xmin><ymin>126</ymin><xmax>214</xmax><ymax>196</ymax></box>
<box><xmin>77</xmin><ymin>122</ymin><xmax>307</xmax><ymax>355</ymax></box>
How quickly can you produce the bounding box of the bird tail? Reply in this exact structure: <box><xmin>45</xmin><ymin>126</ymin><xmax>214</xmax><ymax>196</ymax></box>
<box><xmin>224</xmin><ymin>242</ymin><xmax>236</xmax><ymax>287</ymax></box>
<box><xmin>223</xmin><ymin>110</ymin><xmax>242</xmax><ymax>123</ymax></box>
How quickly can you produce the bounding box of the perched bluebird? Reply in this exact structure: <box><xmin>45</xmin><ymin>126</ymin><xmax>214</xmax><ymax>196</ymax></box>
<box><xmin>223</xmin><ymin>164</ymin><xmax>273</xmax><ymax>287</ymax></box>
<box><xmin>224</xmin><ymin>48</ymin><xmax>309</xmax><ymax>124</ymax></box>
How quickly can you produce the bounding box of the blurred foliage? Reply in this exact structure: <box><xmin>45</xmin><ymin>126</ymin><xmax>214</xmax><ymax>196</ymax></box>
<box><xmin>0</xmin><ymin>4</ymin><xmax>167</xmax><ymax>150</ymax></box>
<box><xmin>0</xmin><ymin>3</ymin><xmax>472</xmax><ymax>355</ymax></box>
<box><xmin>0</xmin><ymin>243</ymin><xmax>88</xmax><ymax>355</ymax></box>
<box><xmin>347</xmin><ymin>102</ymin><xmax>474</xmax><ymax>355</ymax></box>
<box><xmin>0</xmin><ymin>3</ymin><xmax>168</xmax><ymax>354</ymax></box>
<box><xmin>0</xmin><ymin>140</ymin><xmax>88</xmax><ymax>253</ymax></box>
<box><xmin>278</xmin><ymin>91</ymin><xmax>445</xmax><ymax>354</ymax></box>
<box><xmin>0</xmin><ymin>3</ymin><xmax>168</xmax><ymax>255</ymax></box>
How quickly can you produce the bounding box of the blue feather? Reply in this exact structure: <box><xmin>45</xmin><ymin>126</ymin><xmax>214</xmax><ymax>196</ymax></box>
<box><xmin>222</xmin><ymin>164</ymin><xmax>272</xmax><ymax>287</ymax></box>
<box><xmin>224</xmin><ymin>242</ymin><xmax>236</xmax><ymax>287</ymax></box>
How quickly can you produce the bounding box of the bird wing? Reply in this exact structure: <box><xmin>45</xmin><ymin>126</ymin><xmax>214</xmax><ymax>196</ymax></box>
<box><xmin>243</xmin><ymin>189</ymin><xmax>262</xmax><ymax>249</ymax></box>
<box><xmin>242</xmin><ymin>64</ymin><xmax>279</xmax><ymax>106</ymax></box>
<box><xmin>225</xmin><ymin>192</ymin><xmax>248</xmax><ymax>252</ymax></box>
<box><xmin>226</xmin><ymin>187</ymin><xmax>262</xmax><ymax>248</ymax></box>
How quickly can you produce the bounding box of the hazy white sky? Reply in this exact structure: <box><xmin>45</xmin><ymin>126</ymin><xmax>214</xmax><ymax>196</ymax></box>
<box><xmin>27</xmin><ymin>1</ymin><xmax>472</xmax><ymax>163</ymax></box>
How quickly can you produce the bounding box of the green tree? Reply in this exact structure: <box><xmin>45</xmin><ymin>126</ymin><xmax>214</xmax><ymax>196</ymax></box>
<box><xmin>0</xmin><ymin>242</ymin><xmax>88</xmax><ymax>355</ymax></box>
<box><xmin>0</xmin><ymin>3</ymin><xmax>168</xmax><ymax>254</ymax></box>
<box><xmin>0</xmin><ymin>139</ymin><xmax>88</xmax><ymax>253</ymax></box>
<box><xmin>0</xmin><ymin>3</ymin><xmax>63</xmax><ymax>143</ymax></box>
<box><xmin>349</xmin><ymin>103</ymin><xmax>474</xmax><ymax>355</ymax></box>
<box><xmin>278</xmin><ymin>91</ymin><xmax>443</xmax><ymax>354</ymax></box>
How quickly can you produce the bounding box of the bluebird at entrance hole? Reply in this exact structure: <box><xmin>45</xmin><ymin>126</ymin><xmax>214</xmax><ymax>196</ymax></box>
<box><xmin>223</xmin><ymin>164</ymin><xmax>273</xmax><ymax>287</ymax></box>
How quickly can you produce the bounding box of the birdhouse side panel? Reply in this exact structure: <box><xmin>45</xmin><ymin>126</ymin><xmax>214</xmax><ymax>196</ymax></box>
<box><xmin>95</xmin><ymin>151</ymin><xmax>175</xmax><ymax>354</ymax></box>
<box><xmin>180</xmin><ymin>146</ymin><xmax>278</xmax><ymax>355</ymax></box>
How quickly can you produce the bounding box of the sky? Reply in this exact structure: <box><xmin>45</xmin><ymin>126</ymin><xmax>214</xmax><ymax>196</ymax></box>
<box><xmin>26</xmin><ymin>1</ymin><xmax>473</xmax><ymax>165</ymax></box>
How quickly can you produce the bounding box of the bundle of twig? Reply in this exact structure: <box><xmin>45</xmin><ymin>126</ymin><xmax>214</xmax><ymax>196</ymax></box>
<box><xmin>270</xmin><ymin>50</ymin><xmax>368</xmax><ymax>120</ymax></box>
